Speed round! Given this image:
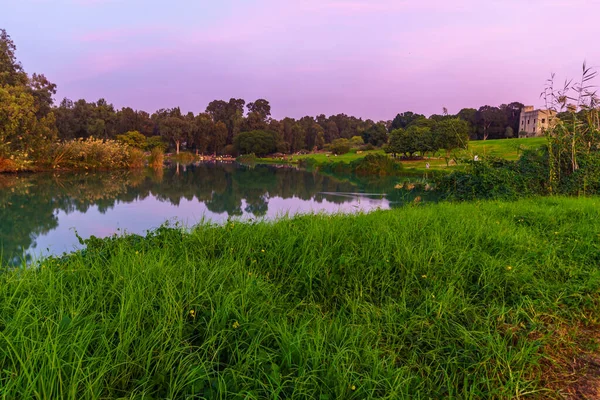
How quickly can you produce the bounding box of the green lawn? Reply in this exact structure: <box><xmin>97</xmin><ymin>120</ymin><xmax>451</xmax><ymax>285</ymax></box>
<box><xmin>258</xmin><ymin>137</ymin><xmax>548</xmax><ymax>172</ymax></box>
<box><xmin>1</xmin><ymin>197</ymin><xmax>598</xmax><ymax>398</ymax></box>
<box><xmin>469</xmin><ymin>137</ymin><xmax>547</xmax><ymax>160</ymax></box>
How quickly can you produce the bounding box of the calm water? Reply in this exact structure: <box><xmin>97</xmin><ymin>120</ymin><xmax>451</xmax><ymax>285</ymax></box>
<box><xmin>0</xmin><ymin>162</ymin><xmax>419</xmax><ymax>264</ymax></box>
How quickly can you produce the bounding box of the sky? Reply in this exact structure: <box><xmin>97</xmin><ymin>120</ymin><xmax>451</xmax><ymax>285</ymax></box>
<box><xmin>2</xmin><ymin>0</ymin><xmax>600</xmax><ymax>120</ymax></box>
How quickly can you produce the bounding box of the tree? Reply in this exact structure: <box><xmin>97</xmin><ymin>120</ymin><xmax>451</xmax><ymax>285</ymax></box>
<box><xmin>457</xmin><ymin>108</ymin><xmax>478</xmax><ymax>139</ymax></box>
<box><xmin>500</xmin><ymin>102</ymin><xmax>524</xmax><ymax>136</ymax></box>
<box><xmin>0</xmin><ymin>85</ymin><xmax>57</xmax><ymax>158</ymax></box>
<box><xmin>159</xmin><ymin>116</ymin><xmax>188</xmax><ymax>154</ymax></box>
<box><xmin>28</xmin><ymin>73</ymin><xmax>56</xmax><ymax>118</ymax></box>
<box><xmin>362</xmin><ymin>123</ymin><xmax>388</xmax><ymax>147</ymax></box>
<box><xmin>116</xmin><ymin>131</ymin><xmax>147</xmax><ymax>149</ymax></box>
<box><xmin>234</xmin><ymin>130</ymin><xmax>277</xmax><ymax>156</ymax></box>
<box><xmin>191</xmin><ymin>113</ymin><xmax>213</xmax><ymax>154</ymax></box>
<box><xmin>206</xmin><ymin>98</ymin><xmax>245</xmax><ymax>144</ymax></box>
<box><xmin>350</xmin><ymin>136</ymin><xmax>364</xmax><ymax>147</ymax></box>
<box><xmin>314</xmin><ymin>125</ymin><xmax>325</xmax><ymax>150</ymax></box>
<box><xmin>476</xmin><ymin>106</ymin><xmax>507</xmax><ymax>140</ymax></box>
<box><xmin>390</xmin><ymin>111</ymin><xmax>425</xmax><ymax>131</ymax></box>
<box><xmin>290</xmin><ymin>123</ymin><xmax>306</xmax><ymax>153</ymax></box>
<box><xmin>0</xmin><ymin>29</ymin><xmax>27</xmax><ymax>87</ymax></box>
<box><xmin>384</xmin><ymin>129</ymin><xmax>415</xmax><ymax>157</ymax></box>
<box><xmin>211</xmin><ymin>121</ymin><xmax>228</xmax><ymax>154</ymax></box>
<box><xmin>246</xmin><ymin>99</ymin><xmax>271</xmax><ymax>120</ymax></box>
<box><xmin>325</xmin><ymin>120</ymin><xmax>339</xmax><ymax>142</ymax></box>
<box><xmin>329</xmin><ymin>138</ymin><xmax>350</xmax><ymax>155</ymax></box>
<box><xmin>433</xmin><ymin>118</ymin><xmax>469</xmax><ymax>164</ymax></box>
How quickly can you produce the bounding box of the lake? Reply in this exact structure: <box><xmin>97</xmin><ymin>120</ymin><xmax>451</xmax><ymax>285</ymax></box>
<box><xmin>0</xmin><ymin>162</ymin><xmax>421</xmax><ymax>265</ymax></box>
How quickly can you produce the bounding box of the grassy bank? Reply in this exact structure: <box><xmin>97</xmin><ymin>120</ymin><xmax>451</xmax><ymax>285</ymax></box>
<box><xmin>1</xmin><ymin>197</ymin><xmax>599</xmax><ymax>398</ymax></box>
<box><xmin>258</xmin><ymin>137</ymin><xmax>548</xmax><ymax>172</ymax></box>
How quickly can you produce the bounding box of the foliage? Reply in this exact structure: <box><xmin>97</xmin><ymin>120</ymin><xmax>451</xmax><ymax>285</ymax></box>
<box><xmin>115</xmin><ymin>130</ymin><xmax>147</xmax><ymax>149</ymax></box>
<box><xmin>541</xmin><ymin>62</ymin><xmax>600</xmax><ymax>195</ymax></box>
<box><xmin>146</xmin><ymin>135</ymin><xmax>166</xmax><ymax>150</ymax></box>
<box><xmin>350</xmin><ymin>153</ymin><xmax>402</xmax><ymax>176</ymax></box>
<box><xmin>435</xmin><ymin>152</ymin><xmax>549</xmax><ymax>201</ymax></box>
<box><xmin>329</xmin><ymin>138</ymin><xmax>351</xmax><ymax>155</ymax></box>
<box><xmin>389</xmin><ymin>111</ymin><xmax>425</xmax><ymax>131</ymax></box>
<box><xmin>385</xmin><ymin>119</ymin><xmax>469</xmax><ymax>160</ymax></box>
<box><xmin>44</xmin><ymin>137</ymin><xmax>143</xmax><ymax>170</ymax></box>
<box><xmin>1</xmin><ymin>198</ymin><xmax>599</xmax><ymax>397</ymax></box>
<box><xmin>349</xmin><ymin>135</ymin><xmax>364</xmax><ymax>147</ymax></box>
<box><xmin>361</xmin><ymin>123</ymin><xmax>388</xmax><ymax>147</ymax></box>
<box><xmin>234</xmin><ymin>130</ymin><xmax>277</xmax><ymax>156</ymax></box>
<box><xmin>149</xmin><ymin>147</ymin><xmax>164</xmax><ymax>169</ymax></box>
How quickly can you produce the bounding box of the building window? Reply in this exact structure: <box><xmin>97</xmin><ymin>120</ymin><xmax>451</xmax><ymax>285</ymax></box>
<box><xmin>542</xmin><ymin>118</ymin><xmax>546</xmax><ymax>124</ymax></box>
<box><xmin>534</xmin><ymin>119</ymin><xmax>536</xmax><ymax>125</ymax></box>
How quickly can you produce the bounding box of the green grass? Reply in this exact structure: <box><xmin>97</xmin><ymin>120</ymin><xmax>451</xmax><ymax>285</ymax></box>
<box><xmin>1</xmin><ymin>197</ymin><xmax>599</xmax><ymax>398</ymax></box>
<box><xmin>469</xmin><ymin>137</ymin><xmax>547</xmax><ymax>160</ymax></box>
<box><xmin>258</xmin><ymin>138</ymin><xmax>548</xmax><ymax>172</ymax></box>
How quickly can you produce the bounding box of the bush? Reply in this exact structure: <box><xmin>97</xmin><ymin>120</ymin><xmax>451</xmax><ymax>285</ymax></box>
<box><xmin>329</xmin><ymin>138</ymin><xmax>350</xmax><ymax>155</ymax></box>
<box><xmin>350</xmin><ymin>153</ymin><xmax>402</xmax><ymax>176</ymax></box>
<box><xmin>234</xmin><ymin>131</ymin><xmax>276</xmax><ymax>157</ymax></box>
<box><xmin>349</xmin><ymin>136</ymin><xmax>364</xmax><ymax>147</ymax></box>
<box><xmin>128</xmin><ymin>148</ymin><xmax>145</xmax><ymax>169</ymax></box>
<box><xmin>146</xmin><ymin>136</ymin><xmax>166</xmax><ymax>150</ymax></box>
<box><xmin>46</xmin><ymin>138</ymin><xmax>140</xmax><ymax>170</ymax></box>
<box><xmin>149</xmin><ymin>147</ymin><xmax>164</xmax><ymax>169</ymax></box>
<box><xmin>116</xmin><ymin>131</ymin><xmax>147</xmax><ymax>149</ymax></box>
<box><xmin>359</xmin><ymin>143</ymin><xmax>375</xmax><ymax>151</ymax></box>
<box><xmin>436</xmin><ymin>151</ymin><xmax>549</xmax><ymax>201</ymax></box>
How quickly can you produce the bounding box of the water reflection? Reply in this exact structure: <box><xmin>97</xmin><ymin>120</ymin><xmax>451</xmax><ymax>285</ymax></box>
<box><xmin>0</xmin><ymin>163</ymin><xmax>423</xmax><ymax>264</ymax></box>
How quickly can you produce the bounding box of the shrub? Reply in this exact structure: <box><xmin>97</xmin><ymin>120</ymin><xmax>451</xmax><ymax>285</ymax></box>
<box><xmin>146</xmin><ymin>136</ymin><xmax>166</xmax><ymax>150</ymax></box>
<box><xmin>116</xmin><ymin>131</ymin><xmax>147</xmax><ymax>149</ymax></box>
<box><xmin>350</xmin><ymin>153</ymin><xmax>402</xmax><ymax>176</ymax></box>
<box><xmin>46</xmin><ymin>138</ymin><xmax>139</xmax><ymax>170</ymax></box>
<box><xmin>436</xmin><ymin>152</ymin><xmax>549</xmax><ymax>201</ymax></box>
<box><xmin>149</xmin><ymin>147</ymin><xmax>164</xmax><ymax>169</ymax></box>
<box><xmin>329</xmin><ymin>138</ymin><xmax>350</xmax><ymax>155</ymax></box>
<box><xmin>128</xmin><ymin>148</ymin><xmax>145</xmax><ymax>169</ymax></box>
<box><xmin>349</xmin><ymin>136</ymin><xmax>364</xmax><ymax>147</ymax></box>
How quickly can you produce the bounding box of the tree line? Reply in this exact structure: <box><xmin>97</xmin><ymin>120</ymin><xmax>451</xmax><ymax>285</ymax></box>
<box><xmin>1</xmin><ymin>29</ymin><xmax>527</xmax><ymax>162</ymax></box>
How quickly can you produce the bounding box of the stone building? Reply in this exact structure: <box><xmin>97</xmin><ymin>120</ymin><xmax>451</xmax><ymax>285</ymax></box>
<box><xmin>518</xmin><ymin>106</ymin><xmax>557</xmax><ymax>138</ymax></box>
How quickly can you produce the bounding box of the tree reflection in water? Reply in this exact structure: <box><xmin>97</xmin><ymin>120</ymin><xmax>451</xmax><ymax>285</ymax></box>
<box><xmin>0</xmin><ymin>163</ymin><xmax>424</xmax><ymax>265</ymax></box>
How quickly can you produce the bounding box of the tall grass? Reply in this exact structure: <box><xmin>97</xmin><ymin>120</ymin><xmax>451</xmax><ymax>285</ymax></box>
<box><xmin>1</xmin><ymin>197</ymin><xmax>599</xmax><ymax>398</ymax></box>
<box><xmin>45</xmin><ymin>137</ymin><xmax>143</xmax><ymax>170</ymax></box>
<box><xmin>149</xmin><ymin>147</ymin><xmax>164</xmax><ymax>169</ymax></box>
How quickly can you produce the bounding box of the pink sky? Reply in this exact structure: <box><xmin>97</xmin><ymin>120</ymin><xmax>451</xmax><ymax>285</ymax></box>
<box><xmin>4</xmin><ymin>0</ymin><xmax>600</xmax><ymax>119</ymax></box>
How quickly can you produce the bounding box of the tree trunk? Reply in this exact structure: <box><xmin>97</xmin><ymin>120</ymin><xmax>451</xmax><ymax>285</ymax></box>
<box><xmin>176</xmin><ymin>141</ymin><xmax>180</xmax><ymax>155</ymax></box>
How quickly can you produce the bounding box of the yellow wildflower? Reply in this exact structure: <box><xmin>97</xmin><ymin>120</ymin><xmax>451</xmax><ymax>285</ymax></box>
<box><xmin>351</xmin><ymin>385</ymin><xmax>356</xmax><ymax>391</ymax></box>
<box><xmin>261</xmin><ymin>249</ymin><xmax>265</xmax><ymax>253</ymax></box>
<box><xmin>507</xmin><ymin>266</ymin><xmax>513</xmax><ymax>271</ymax></box>
<box><xmin>422</xmin><ymin>275</ymin><xmax>427</xmax><ymax>279</ymax></box>
<box><xmin>232</xmin><ymin>321</ymin><xmax>240</xmax><ymax>329</ymax></box>
<box><xmin>189</xmin><ymin>309</ymin><xmax>196</xmax><ymax>318</ymax></box>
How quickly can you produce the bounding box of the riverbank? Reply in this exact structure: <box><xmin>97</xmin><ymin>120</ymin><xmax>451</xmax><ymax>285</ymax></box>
<box><xmin>257</xmin><ymin>137</ymin><xmax>548</xmax><ymax>173</ymax></box>
<box><xmin>1</xmin><ymin>197</ymin><xmax>598</xmax><ymax>398</ymax></box>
